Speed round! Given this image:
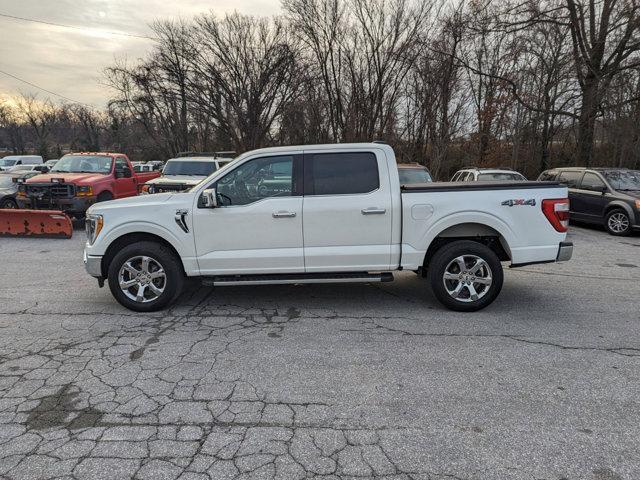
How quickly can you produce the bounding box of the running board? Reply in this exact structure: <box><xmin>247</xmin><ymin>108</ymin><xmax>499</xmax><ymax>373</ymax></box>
<box><xmin>202</xmin><ymin>272</ymin><xmax>394</xmax><ymax>286</ymax></box>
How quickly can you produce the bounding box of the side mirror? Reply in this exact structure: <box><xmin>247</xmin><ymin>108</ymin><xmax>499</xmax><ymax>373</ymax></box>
<box><xmin>202</xmin><ymin>188</ymin><xmax>218</xmax><ymax>208</ymax></box>
<box><xmin>601</xmin><ymin>185</ymin><xmax>608</xmax><ymax>194</ymax></box>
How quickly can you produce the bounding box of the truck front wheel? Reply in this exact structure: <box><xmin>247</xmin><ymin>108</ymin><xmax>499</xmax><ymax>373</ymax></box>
<box><xmin>107</xmin><ymin>241</ymin><xmax>185</xmax><ymax>312</ymax></box>
<box><xmin>427</xmin><ymin>240</ymin><xmax>503</xmax><ymax>312</ymax></box>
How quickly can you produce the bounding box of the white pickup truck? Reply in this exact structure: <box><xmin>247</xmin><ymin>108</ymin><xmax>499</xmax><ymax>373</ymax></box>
<box><xmin>83</xmin><ymin>143</ymin><xmax>572</xmax><ymax>312</ymax></box>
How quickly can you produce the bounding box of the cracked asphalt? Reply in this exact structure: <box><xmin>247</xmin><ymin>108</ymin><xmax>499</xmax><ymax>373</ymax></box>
<box><xmin>0</xmin><ymin>225</ymin><xmax>639</xmax><ymax>480</ymax></box>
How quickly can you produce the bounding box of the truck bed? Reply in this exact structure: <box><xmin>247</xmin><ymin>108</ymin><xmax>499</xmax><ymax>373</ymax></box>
<box><xmin>398</xmin><ymin>181</ymin><xmax>569</xmax><ymax>269</ymax></box>
<box><xmin>401</xmin><ymin>181</ymin><xmax>561</xmax><ymax>192</ymax></box>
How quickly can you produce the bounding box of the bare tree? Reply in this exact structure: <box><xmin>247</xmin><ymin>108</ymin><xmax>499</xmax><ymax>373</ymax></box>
<box><xmin>16</xmin><ymin>95</ymin><xmax>58</xmax><ymax>158</ymax></box>
<box><xmin>191</xmin><ymin>13</ymin><xmax>304</xmax><ymax>152</ymax></box>
<box><xmin>561</xmin><ymin>0</ymin><xmax>640</xmax><ymax>165</ymax></box>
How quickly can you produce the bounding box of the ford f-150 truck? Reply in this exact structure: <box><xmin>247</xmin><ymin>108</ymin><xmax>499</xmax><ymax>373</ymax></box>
<box><xmin>83</xmin><ymin>143</ymin><xmax>573</xmax><ymax>312</ymax></box>
<box><xmin>16</xmin><ymin>152</ymin><xmax>160</xmax><ymax>217</ymax></box>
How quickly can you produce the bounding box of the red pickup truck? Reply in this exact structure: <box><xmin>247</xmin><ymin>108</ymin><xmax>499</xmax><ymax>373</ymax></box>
<box><xmin>16</xmin><ymin>152</ymin><xmax>160</xmax><ymax>217</ymax></box>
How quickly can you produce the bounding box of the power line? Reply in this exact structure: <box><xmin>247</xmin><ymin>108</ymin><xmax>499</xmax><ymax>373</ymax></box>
<box><xmin>0</xmin><ymin>12</ymin><xmax>155</xmax><ymax>40</ymax></box>
<box><xmin>0</xmin><ymin>69</ymin><xmax>96</xmax><ymax>107</ymax></box>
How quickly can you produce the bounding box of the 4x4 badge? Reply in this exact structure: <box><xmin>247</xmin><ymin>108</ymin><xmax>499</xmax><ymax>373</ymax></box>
<box><xmin>501</xmin><ymin>199</ymin><xmax>536</xmax><ymax>207</ymax></box>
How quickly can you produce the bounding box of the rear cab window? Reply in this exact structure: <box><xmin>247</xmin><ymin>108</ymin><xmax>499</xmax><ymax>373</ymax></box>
<box><xmin>305</xmin><ymin>152</ymin><xmax>379</xmax><ymax>195</ymax></box>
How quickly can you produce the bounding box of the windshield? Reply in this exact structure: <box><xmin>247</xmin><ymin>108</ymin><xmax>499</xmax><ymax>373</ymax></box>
<box><xmin>603</xmin><ymin>170</ymin><xmax>640</xmax><ymax>190</ymax></box>
<box><xmin>398</xmin><ymin>168</ymin><xmax>432</xmax><ymax>184</ymax></box>
<box><xmin>478</xmin><ymin>172</ymin><xmax>525</xmax><ymax>181</ymax></box>
<box><xmin>163</xmin><ymin>161</ymin><xmax>219</xmax><ymax>176</ymax></box>
<box><xmin>0</xmin><ymin>159</ymin><xmax>17</xmax><ymax>167</ymax></box>
<box><xmin>51</xmin><ymin>155</ymin><xmax>113</xmax><ymax>174</ymax></box>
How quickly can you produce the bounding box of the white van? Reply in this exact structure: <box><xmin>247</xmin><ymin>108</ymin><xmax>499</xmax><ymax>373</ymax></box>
<box><xmin>0</xmin><ymin>155</ymin><xmax>44</xmax><ymax>172</ymax></box>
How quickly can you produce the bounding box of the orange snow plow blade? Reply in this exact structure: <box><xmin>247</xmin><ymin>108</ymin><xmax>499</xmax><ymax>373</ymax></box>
<box><xmin>0</xmin><ymin>209</ymin><xmax>73</xmax><ymax>238</ymax></box>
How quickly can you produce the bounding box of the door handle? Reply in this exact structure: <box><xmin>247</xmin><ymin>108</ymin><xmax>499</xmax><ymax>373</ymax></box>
<box><xmin>361</xmin><ymin>207</ymin><xmax>386</xmax><ymax>215</ymax></box>
<box><xmin>272</xmin><ymin>211</ymin><xmax>296</xmax><ymax>218</ymax></box>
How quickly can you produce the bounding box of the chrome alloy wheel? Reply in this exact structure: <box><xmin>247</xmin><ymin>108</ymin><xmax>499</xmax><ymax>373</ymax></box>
<box><xmin>608</xmin><ymin>212</ymin><xmax>629</xmax><ymax>233</ymax></box>
<box><xmin>118</xmin><ymin>256</ymin><xmax>166</xmax><ymax>303</ymax></box>
<box><xmin>442</xmin><ymin>255</ymin><xmax>493</xmax><ymax>303</ymax></box>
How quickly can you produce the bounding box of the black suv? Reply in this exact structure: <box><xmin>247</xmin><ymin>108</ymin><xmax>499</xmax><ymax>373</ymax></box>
<box><xmin>537</xmin><ymin>167</ymin><xmax>640</xmax><ymax>236</ymax></box>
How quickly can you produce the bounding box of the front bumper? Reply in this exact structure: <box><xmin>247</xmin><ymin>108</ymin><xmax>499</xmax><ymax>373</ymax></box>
<box><xmin>17</xmin><ymin>195</ymin><xmax>95</xmax><ymax>215</ymax></box>
<box><xmin>84</xmin><ymin>249</ymin><xmax>103</xmax><ymax>278</ymax></box>
<box><xmin>556</xmin><ymin>241</ymin><xmax>573</xmax><ymax>262</ymax></box>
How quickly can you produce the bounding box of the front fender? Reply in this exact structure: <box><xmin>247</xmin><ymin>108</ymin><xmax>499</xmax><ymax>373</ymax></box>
<box><xmin>93</xmin><ymin>220</ymin><xmax>193</xmax><ymax>259</ymax></box>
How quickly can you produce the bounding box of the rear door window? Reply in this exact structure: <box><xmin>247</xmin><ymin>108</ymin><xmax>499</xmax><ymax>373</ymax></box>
<box><xmin>557</xmin><ymin>171</ymin><xmax>582</xmax><ymax>188</ymax></box>
<box><xmin>306</xmin><ymin>152</ymin><xmax>379</xmax><ymax>195</ymax></box>
<box><xmin>580</xmin><ymin>172</ymin><xmax>606</xmax><ymax>192</ymax></box>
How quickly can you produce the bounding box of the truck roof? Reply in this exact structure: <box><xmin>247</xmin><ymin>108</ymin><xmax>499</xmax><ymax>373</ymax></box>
<box><xmin>166</xmin><ymin>157</ymin><xmax>230</xmax><ymax>163</ymax></box>
<box><xmin>69</xmin><ymin>152</ymin><xmax>126</xmax><ymax>157</ymax></box>
<box><xmin>240</xmin><ymin>142</ymin><xmax>395</xmax><ymax>157</ymax></box>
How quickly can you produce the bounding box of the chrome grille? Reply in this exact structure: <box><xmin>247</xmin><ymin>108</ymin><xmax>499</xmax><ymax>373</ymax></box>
<box><xmin>150</xmin><ymin>183</ymin><xmax>188</xmax><ymax>193</ymax></box>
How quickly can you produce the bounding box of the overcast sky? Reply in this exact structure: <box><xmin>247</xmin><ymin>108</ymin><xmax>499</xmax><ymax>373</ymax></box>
<box><xmin>0</xmin><ymin>0</ymin><xmax>281</xmax><ymax>108</ymax></box>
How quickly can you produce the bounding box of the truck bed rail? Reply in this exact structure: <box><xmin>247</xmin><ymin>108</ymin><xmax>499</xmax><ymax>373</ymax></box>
<box><xmin>401</xmin><ymin>181</ymin><xmax>561</xmax><ymax>192</ymax></box>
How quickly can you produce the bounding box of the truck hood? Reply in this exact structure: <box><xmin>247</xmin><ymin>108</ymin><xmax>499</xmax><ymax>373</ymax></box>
<box><xmin>25</xmin><ymin>172</ymin><xmax>108</xmax><ymax>185</ymax></box>
<box><xmin>87</xmin><ymin>192</ymin><xmax>178</xmax><ymax>215</ymax></box>
<box><xmin>146</xmin><ymin>175</ymin><xmax>205</xmax><ymax>186</ymax></box>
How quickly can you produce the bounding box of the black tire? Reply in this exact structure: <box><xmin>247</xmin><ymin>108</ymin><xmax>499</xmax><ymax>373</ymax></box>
<box><xmin>605</xmin><ymin>208</ymin><xmax>632</xmax><ymax>236</ymax></box>
<box><xmin>107</xmin><ymin>241</ymin><xmax>185</xmax><ymax>312</ymax></box>
<box><xmin>0</xmin><ymin>198</ymin><xmax>18</xmax><ymax>209</ymax></box>
<box><xmin>97</xmin><ymin>191</ymin><xmax>113</xmax><ymax>202</ymax></box>
<box><xmin>427</xmin><ymin>240</ymin><xmax>504</xmax><ymax>312</ymax></box>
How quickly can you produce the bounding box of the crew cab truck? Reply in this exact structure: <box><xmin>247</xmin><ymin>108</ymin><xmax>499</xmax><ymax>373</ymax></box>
<box><xmin>142</xmin><ymin>154</ymin><xmax>233</xmax><ymax>194</ymax></box>
<box><xmin>16</xmin><ymin>152</ymin><xmax>160</xmax><ymax>217</ymax></box>
<box><xmin>83</xmin><ymin>143</ymin><xmax>573</xmax><ymax>312</ymax></box>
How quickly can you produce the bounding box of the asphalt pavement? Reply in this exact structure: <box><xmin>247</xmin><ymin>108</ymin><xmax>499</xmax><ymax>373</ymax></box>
<box><xmin>0</xmin><ymin>225</ymin><xmax>638</xmax><ymax>480</ymax></box>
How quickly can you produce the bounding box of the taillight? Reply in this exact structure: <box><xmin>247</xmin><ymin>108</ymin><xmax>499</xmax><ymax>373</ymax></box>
<box><xmin>542</xmin><ymin>198</ymin><xmax>570</xmax><ymax>232</ymax></box>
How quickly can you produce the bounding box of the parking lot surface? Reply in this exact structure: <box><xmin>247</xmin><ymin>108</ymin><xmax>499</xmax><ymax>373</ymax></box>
<box><xmin>0</xmin><ymin>225</ymin><xmax>639</xmax><ymax>480</ymax></box>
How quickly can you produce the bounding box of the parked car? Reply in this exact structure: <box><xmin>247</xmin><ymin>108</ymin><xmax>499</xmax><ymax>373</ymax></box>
<box><xmin>538</xmin><ymin>167</ymin><xmax>640</xmax><ymax>236</ymax></box>
<box><xmin>142</xmin><ymin>155</ymin><xmax>233</xmax><ymax>194</ymax></box>
<box><xmin>7</xmin><ymin>164</ymin><xmax>49</xmax><ymax>173</ymax></box>
<box><xmin>16</xmin><ymin>152</ymin><xmax>160</xmax><ymax>218</ymax></box>
<box><xmin>451</xmin><ymin>167</ymin><xmax>527</xmax><ymax>182</ymax></box>
<box><xmin>83</xmin><ymin>142</ymin><xmax>572</xmax><ymax>313</ymax></box>
<box><xmin>146</xmin><ymin>160</ymin><xmax>165</xmax><ymax>170</ymax></box>
<box><xmin>0</xmin><ymin>155</ymin><xmax>43</xmax><ymax>172</ymax></box>
<box><xmin>133</xmin><ymin>163</ymin><xmax>155</xmax><ymax>173</ymax></box>
<box><xmin>397</xmin><ymin>163</ymin><xmax>433</xmax><ymax>185</ymax></box>
<box><xmin>0</xmin><ymin>170</ymin><xmax>43</xmax><ymax>209</ymax></box>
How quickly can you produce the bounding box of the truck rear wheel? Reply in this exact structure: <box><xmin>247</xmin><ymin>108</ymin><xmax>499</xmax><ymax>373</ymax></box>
<box><xmin>427</xmin><ymin>240</ymin><xmax>503</xmax><ymax>312</ymax></box>
<box><xmin>107</xmin><ymin>241</ymin><xmax>184</xmax><ymax>312</ymax></box>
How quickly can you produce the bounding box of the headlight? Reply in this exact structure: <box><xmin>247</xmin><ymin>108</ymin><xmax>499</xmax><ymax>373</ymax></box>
<box><xmin>76</xmin><ymin>186</ymin><xmax>93</xmax><ymax>197</ymax></box>
<box><xmin>85</xmin><ymin>214</ymin><xmax>104</xmax><ymax>245</ymax></box>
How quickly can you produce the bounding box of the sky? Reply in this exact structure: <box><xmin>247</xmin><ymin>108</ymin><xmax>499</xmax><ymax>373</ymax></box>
<box><xmin>0</xmin><ymin>0</ymin><xmax>281</xmax><ymax>108</ymax></box>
